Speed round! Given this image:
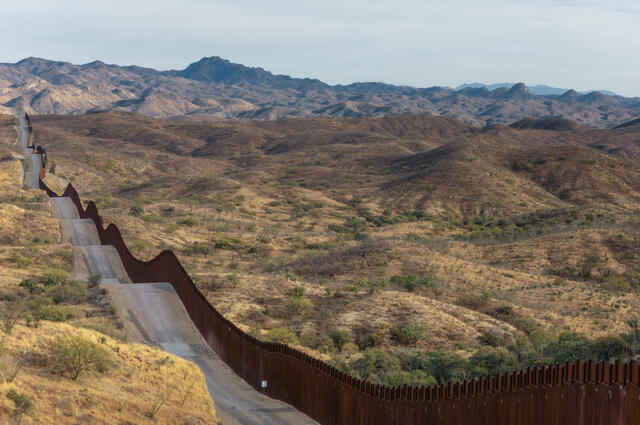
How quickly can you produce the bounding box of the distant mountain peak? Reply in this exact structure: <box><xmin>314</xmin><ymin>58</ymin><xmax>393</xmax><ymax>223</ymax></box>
<box><xmin>493</xmin><ymin>82</ymin><xmax>532</xmax><ymax>101</ymax></box>
<box><xmin>174</xmin><ymin>56</ymin><xmax>327</xmax><ymax>90</ymax></box>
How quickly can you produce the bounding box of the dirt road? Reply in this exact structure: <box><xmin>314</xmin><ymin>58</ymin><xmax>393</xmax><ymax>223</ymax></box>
<box><xmin>39</xmin><ymin>150</ymin><xmax>317</xmax><ymax>424</ymax></box>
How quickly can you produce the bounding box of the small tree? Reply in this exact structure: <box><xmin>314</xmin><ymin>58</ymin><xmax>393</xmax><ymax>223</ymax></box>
<box><xmin>1</xmin><ymin>348</ymin><xmax>31</xmax><ymax>383</ymax></box>
<box><xmin>6</xmin><ymin>390</ymin><xmax>33</xmax><ymax>425</ymax></box>
<box><xmin>147</xmin><ymin>382</ymin><xmax>175</xmax><ymax>419</ymax></box>
<box><xmin>48</xmin><ymin>336</ymin><xmax>113</xmax><ymax>380</ymax></box>
<box><xmin>0</xmin><ymin>300</ymin><xmax>28</xmax><ymax>334</ymax></box>
<box><xmin>285</xmin><ymin>296</ymin><xmax>311</xmax><ymax>317</ymax></box>
<box><xmin>177</xmin><ymin>367</ymin><xmax>199</xmax><ymax>407</ymax></box>
<box><xmin>330</xmin><ymin>329</ymin><xmax>352</xmax><ymax>352</ymax></box>
<box><xmin>227</xmin><ymin>274</ymin><xmax>240</xmax><ymax>288</ymax></box>
<box><xmin>391</xmin><ymin>322</ymin><xmax>430</xmax><ymax>348</ymax></box>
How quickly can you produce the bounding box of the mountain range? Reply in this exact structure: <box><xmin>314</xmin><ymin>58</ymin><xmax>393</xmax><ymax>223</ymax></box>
<box><xmin>1</xmin><ymin>56</ymin><xmax>639</xmax><ymax>127</ymax></box>
<box><xmin>454</xmin><ymin>83</ymin><xmax>618</xmax><ymax>96</ymax></box>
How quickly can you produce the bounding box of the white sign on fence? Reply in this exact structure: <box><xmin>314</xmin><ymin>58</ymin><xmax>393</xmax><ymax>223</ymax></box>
<box><xmin>261</xmin><ymin>380</ymin><xmax>268</xmax><ymax>389</ymax></box>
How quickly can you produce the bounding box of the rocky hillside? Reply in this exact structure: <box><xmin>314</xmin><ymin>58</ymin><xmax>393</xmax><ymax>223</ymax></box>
<box><xmin>1</xmin><ymin>57</ymin><xmax>639</xmax><ymax>128</ymax></box>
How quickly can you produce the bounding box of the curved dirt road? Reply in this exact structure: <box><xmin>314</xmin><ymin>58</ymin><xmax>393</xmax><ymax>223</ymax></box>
<box><xmin>18</xmin><ymin>119</ymin><xmax>317</xmax><ymax>425</ymax></box>
<box><xmin>16</xmin><ymin>115</ymin><xmax>41</xmax><ymax>188</ymax></box>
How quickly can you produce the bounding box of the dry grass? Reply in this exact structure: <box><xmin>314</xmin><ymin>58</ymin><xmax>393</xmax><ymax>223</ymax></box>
<box><xmin>0</xmin><ymin>322</ymin><xmax>218</xmax><ymax>425</ymax></box>
<box><xmin>0</xmin><ymin>119</ymin><xmax>218</xmax><ymax>424</ymax></box>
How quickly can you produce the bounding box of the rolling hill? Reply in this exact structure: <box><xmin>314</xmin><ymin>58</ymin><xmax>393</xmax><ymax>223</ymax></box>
<box><xmin>1</xmin><ymin>57</ymin><xmax>639</xmax><ymax>128</ymax></box>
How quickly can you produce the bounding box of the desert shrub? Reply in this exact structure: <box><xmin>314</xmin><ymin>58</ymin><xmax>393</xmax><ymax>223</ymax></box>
<box><xmin>0</xmin><ymin>300</ymin><xmax>28</xmax><ymax>334</ymax></box>
<box><xmin>49</xmin><ymin>335</ymin><xmax>114</xmax><ymax>380</ymax></box>
<box><xmin>12</xmin><ymin>256</ymin><xmax>33</xmax><ymax>268</ymax></box>
<box><xmin>213</xmin><ymin>238</ymin><xmax>243</xmax><ymax>251</ymax></box>
<box><xmin>386</xmin><ymin>369</ymin><xmax>437</xmax><ymax>387</ymax></box>
<box><xmin>289</xmin><ymin>241</ymin><xmax>391</xmax><ymax>278</ymax></box>
<box><xmin>129</xmin><ymin>205</ymin><xmax>144</xmax><ymax>216</ymax></box>
<box><xmin>300</xmin><ymin>330</ymin><xmax>335</xmax><ymax>353</ymax></box>
<box><xmin>287</xmin><ymin>286</ymin><xmax>306</xmax><ymax>298</ymax></box>
<box><xmin>330</xmin><ymin>329</ymin><xmax>353</xmax><ymax>352</ymax></box>
<box><xmin>227</xmin><ymin>274</ymin><xmax>240</xmax><ymax>288</ymax></box>
<box><xmin>478</xmin><ymin>328</ymin><xmax>512</xmax><ymax>348</ymax></box>
<box><xmin>88</xmin><ymin>274</ymin><xmax>101</xmax><ymax>287</ymax></box>
<box><xmin>543</xmin><ymin>332</ymin><xmax>593</xmax><ymax>363</ymax></box>
<box><xmin>356</xmin><ymin>329</ymin><xmax>384</xmax><ymax>349</ymax></box>
<box><xmin>327</xmin><ymin>217</ymin><xmax>369</xmax><ymax>240</ymax></box>
<box><xmin>265</xmin><ymin>327</ymin><xmax>298</xmax><ymax>345</ymax></box>
<box><xmin>391</xmin><ymin>322</ymin><xmax>430</xmax><ymax>347</ymax></box>
<box><xmin>491</xmin><ymin>305</ymin><xmax>515</xmax><ymax>319</ymax></box>
<box><xmin>18</xmin><ymin>279</ymin><xmax>41</xmax><ymax>295</ymax></box>
<box><xmin>32</xmin><ymin>304</ymin><xmax>79</xmax><ymax>322</ymax></box>
<box><xmin>178</xmin><ymin>217</ymin><xmax>198</xmax><ymax>227</ymax></box>
<box><xmin>140</xmin><ymin>214</ymin><xmax>159</xmax><ymax>223</ymax></box>
<box><xmin>398</xmin><ymin>349</ymin><xmax>469</xmax><ymax>384</ymax></box>
<box><xmin>469</xmin><ymin>346</ymin><xmax>518</xmax><ymax>376</ymax></box>
<box><xmin>49</xmin><ymin>281</ymin><xmax>88</xmax><ymax>304</ymax></box>
<box><xmin>389</xmin><ymin>273</ymin><xmax>439</xmax><ymax>292</ymax></box>
<box><xmin>349</xmin><ymin>349</ymin><xmax>401</xmax><ymax>383</ymax></box>
<box><xmin>41</xmin><ymin>269</ymin><xmax>67</xmax><ymax>286</ymax></box>
<box><xmin>6</xmin><ymin>390</ymin><xmax>33</xmax><ymax>424</ymax></box>
<box><xmin>187</xmin><ymin>242</ymin><xmax>211</xmax><ymax>258</ymax></box>
<box><xmin>81</xmin><ymin>321</ymin><xmax>125</xmax><ymax>341</ymax></box>
<box><xmin>456</xmin><ymin>293</ymin><xmax>488</xmax><ymax>311</ymax></box>
<box><xmin>592</xmin><ymin>336</ymin><xmax>629</xmax><ymax>361</ymax></box>
<box><xmin>131</xmin><ymin>239</ymin><xmax>150</xmax><ymax>255</ymax></box>
<box><xmin>285</xmin><ymin>296</ymin><xmax>312</xmax><ymax>317</ymax></box>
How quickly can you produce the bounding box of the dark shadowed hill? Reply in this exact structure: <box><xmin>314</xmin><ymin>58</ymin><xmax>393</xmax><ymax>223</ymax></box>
<box><xmin>1</xmin><ymin>57</ymin><xmax>639</xmax><ymax>128</ymax></box>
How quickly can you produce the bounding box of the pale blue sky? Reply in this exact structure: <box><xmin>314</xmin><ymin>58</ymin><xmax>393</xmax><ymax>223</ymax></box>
<box><xmin>3</xmin><ymin>0</ymin><xmax>639</xmax><ymax>96</ymax></box>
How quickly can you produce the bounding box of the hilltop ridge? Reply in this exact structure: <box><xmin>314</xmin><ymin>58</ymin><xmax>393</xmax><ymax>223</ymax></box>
<box><xmin>1</xmin><ymin>57</ymin><xmax>638</xmax><ymax>127</ymax></box>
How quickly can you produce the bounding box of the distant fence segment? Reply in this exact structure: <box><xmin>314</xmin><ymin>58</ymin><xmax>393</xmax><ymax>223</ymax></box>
<box><xmin>32</xmin><ymin>123</ymin><xmax>640</xmax><ymax>425</ymax></box>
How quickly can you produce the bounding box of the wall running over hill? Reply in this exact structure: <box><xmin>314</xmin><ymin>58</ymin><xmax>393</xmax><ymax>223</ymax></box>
<box><xmin>27</xmin><ymin>114</ymin><xmax>640</xmax><ymax>425</ymax></box>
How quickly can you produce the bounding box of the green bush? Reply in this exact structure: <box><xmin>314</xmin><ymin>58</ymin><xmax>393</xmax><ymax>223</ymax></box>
<box><xmin>49</xmin><ymin>281</ymin><xmax>88</xmax><ymax>304</ymax></box>
<box><xmin>391</xmin><ymin>322</ymin><xmax>430</xmax><ymax>347</ymax></box>
<box><xmin>469</xmin><ymin>346</ymin><xmax>518</xmax><ymax>376</ymax></box>
<box><xmin>265</xmin><ymin>327</ymin><xmax>299</xmax><ymax>345</ymax></box>
<box><xmin>129</xmin><ymin>205</ymin><xmax>145</xmax><ymax>216</ymax></box>
<box><xmin>178</xmin><ymin>217</ymin><xmax>198</xmax><ymax>227</ymax></box>
<box><xmin>287</xmin><ymin>286</ymin><xmax>306</xmax><ymax>298</ymax></box>
<box><xmin>390</xmin><ymin>274</ymin><xmax>439</xmax><ymax>292</ymax></box>
<box><xmin>386</xmin><ymin>369</ymin><xmax>437</xmax><ymax>387</ymax></box>
<box><xmin>285</xmin><ymin>296</ymin><xmax>311</xmax><ymax>317</ymax></box>
<box><xmin>6</xmin><ymin>389</ymin><xmax>34</xmax><ymax>422</ymax></box>
<box><xmin>592</xmin><ymin>336</ymin><xmax>629</xmax><ymax>361</ymax></box>
<box><xmin>543</xmin><ymin>332</ymin><xmax>594</xmax><ymax>363</ymax></box>
<box><xmin>32</xmin><ymin>304</ymin><xmax>79</xmax><ymax>322</ymax></box>
<box><xmin>18</xmin><ymin>279</ymin><xmax>41</xmax><ymax>295</ymax></box>
<box><xmin>349</xmin><ymin>349</ymin><xmax>401</xmax><ymax>384</ymax></box>
<box><xmin>330</xmin><ymin>329</ymin><xmax>353</xmax><ymax>351</ymax></box>
<box><xmin>48</xmin><ymin>335</ymin><xmax>114</xmax><ymax>380</ymax></box>
<box><xmin>398</xmin><ymin>349</ymin><xmax>468</xmax><ymax>384</ymax></box>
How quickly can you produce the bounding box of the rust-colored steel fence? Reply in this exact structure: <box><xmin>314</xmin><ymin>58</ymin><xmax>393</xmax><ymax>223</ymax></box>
<box><xmin>30</xmin><ymin>114</ymin><xmax>640</xmax><ymax>424</ymax></box>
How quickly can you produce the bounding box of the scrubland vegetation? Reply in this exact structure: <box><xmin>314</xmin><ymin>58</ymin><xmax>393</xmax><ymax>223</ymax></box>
<box><xmin>0</xmin><ymin>117</ymin><xmax>218</xmax><ymax>424</ymax></box>
<box><xmin>10</xmin><ymin>111</ymin><xmax>640</xmax><ymax>392</ymax></box>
